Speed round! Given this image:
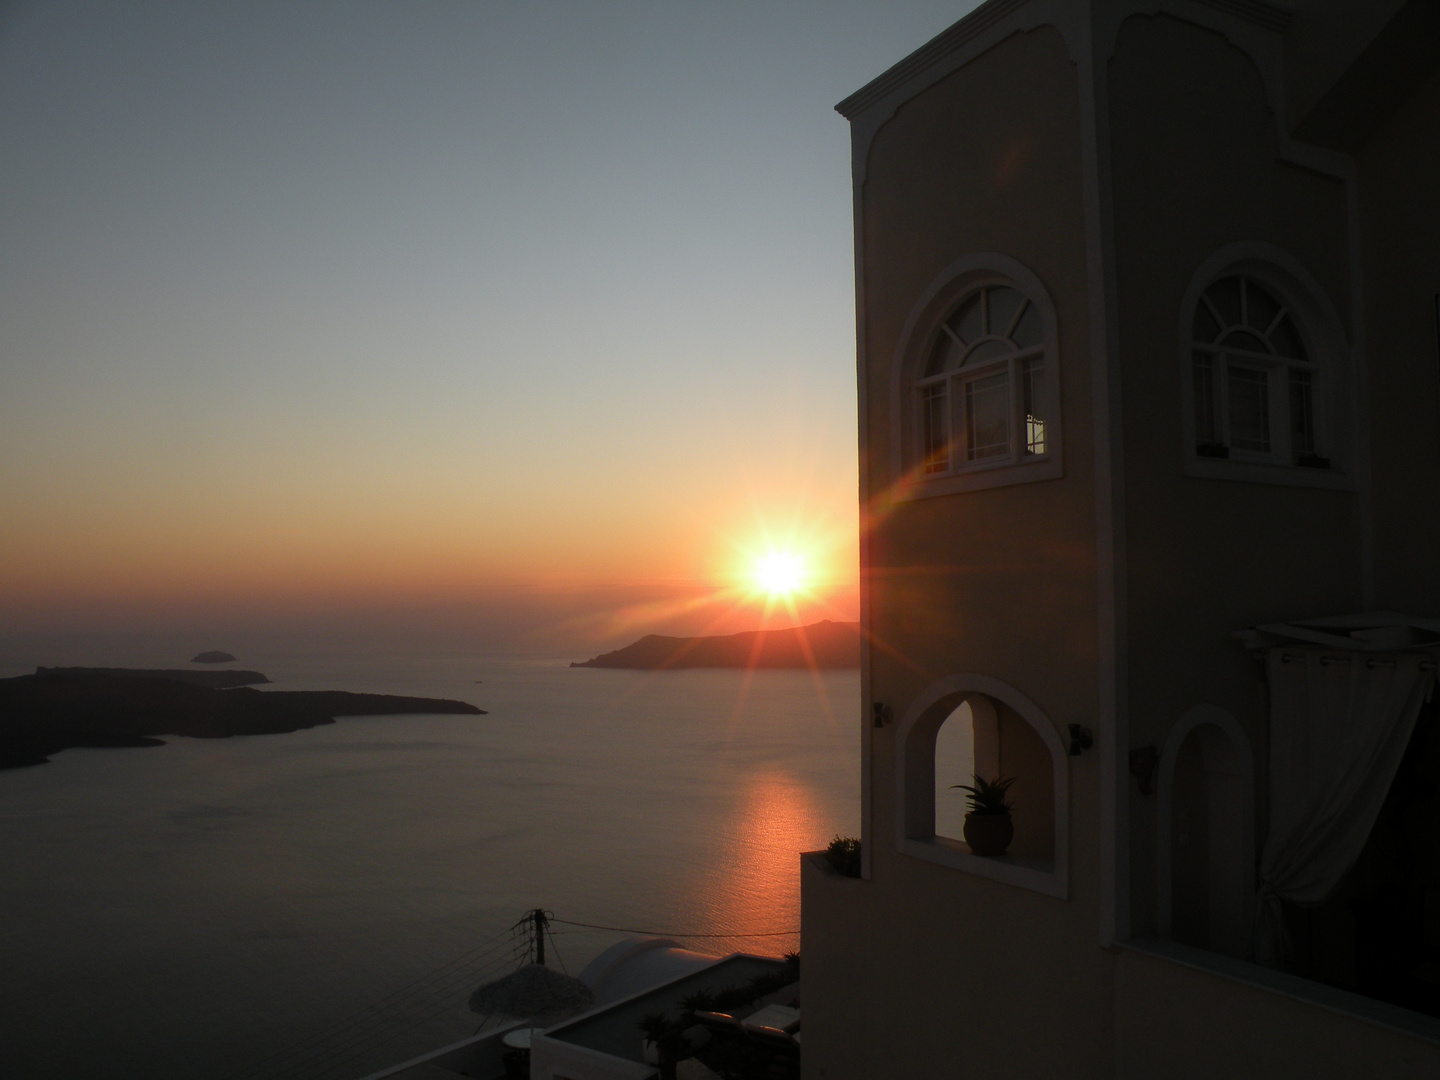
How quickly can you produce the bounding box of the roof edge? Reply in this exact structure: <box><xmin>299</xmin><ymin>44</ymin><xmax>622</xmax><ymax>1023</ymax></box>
<box><xmin>834</xmin><ymin>0</ymin><xmax>1030</xmax><ymax>120</ymax></box>
<box><xmin>834</xmin><ymin>0</ymin><xmax>1294</xmax><ymax>121</ymax></box>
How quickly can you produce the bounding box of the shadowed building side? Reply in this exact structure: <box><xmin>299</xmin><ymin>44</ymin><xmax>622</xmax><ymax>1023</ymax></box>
<box><xmin>804</xmin><ymin>1</ymin><xmax>1440</xmax><ymax>1077</ymax></box>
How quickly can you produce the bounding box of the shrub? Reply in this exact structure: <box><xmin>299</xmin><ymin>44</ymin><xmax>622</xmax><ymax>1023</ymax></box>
<box><xmin>824</xmin><ymin>835</ymin><xmax>861</xmax><ymax>878</ymax></box>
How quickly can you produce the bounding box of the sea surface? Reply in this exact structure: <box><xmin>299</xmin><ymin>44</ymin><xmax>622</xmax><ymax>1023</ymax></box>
<box><xmin>0</xmin><ymin>647</ymin><xmax>859</xmax><ymax>1080</ymax></box>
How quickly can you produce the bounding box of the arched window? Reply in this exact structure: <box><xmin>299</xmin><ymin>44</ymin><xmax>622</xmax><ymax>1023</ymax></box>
<box><xmin>890</xmin><ymin>254</ymin><xmax>1062</xmax><ymax>498</ymax></box>
<box><xmin>1179</xmin><ymin>245</ymin><xmax>1351</xmax><ymax>488</ymax></box>
<box><xmin>897</xmin><ymin>674</ymin><xmax>1068</xmax><ymax>898</ymax></box>
<box><xmin>917</xmin><ymin>284</ymin><xmax>1049</xmax><ymax>474</ymax></box>
<box><xmin>1189</xmin><ymin>275</ymin><xmax>1324</xmax><ymax>467</ymax></box>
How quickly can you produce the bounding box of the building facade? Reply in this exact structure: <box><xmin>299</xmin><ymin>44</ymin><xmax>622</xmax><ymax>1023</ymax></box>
<box><xmin>802</xmin><ymin>0</ymin><xmax>1440</xmax><ymax>1075</ymax></box>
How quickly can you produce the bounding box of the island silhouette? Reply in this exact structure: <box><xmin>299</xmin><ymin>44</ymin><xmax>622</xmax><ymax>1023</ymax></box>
<box><xmin>1</xmin><ymin>669</ymin><xmax>484</xmax><ymax>769</ymax></box>
<box><xmin>572</xmin><ymin>619</ymin><xmax>861</xmax><ymax>669</ymax></box>
<box><xmin>36</xmin><ymin>666</ymin><xmax>270</xmax><ymax>688</ymax></box>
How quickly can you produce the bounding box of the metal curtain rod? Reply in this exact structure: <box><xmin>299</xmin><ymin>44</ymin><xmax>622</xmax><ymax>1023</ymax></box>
<box><xmin>1279</xmin><ymin>653</ymin><xmax>1438</xmax><ymax>671</ymax></box>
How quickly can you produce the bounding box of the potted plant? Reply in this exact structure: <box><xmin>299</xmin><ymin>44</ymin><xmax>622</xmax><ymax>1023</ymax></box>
<box><xmin>952</xmin><ymin>773</ymin><xmax>1016</xmax><ymax>856</ymax></box>
<box><xmin>638</xmin><ymin>1011</ymin><xmax>686</xmax><ymax>1080</ymax></box>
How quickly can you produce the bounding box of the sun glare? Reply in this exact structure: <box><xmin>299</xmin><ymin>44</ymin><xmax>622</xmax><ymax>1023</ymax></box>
<box><xmin>754</xmin><ymin>550</ymin><xmax>808</xmax><ymax>599</ymax></box>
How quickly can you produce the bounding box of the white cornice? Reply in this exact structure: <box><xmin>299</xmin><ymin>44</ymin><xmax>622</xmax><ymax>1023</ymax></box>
<box><xmin>834</xmin><ymin>0</ymin><xmax>1032</xmax><ymax>120</ymax></box>
<box><xmin>834</xmin><ymin>0</ymin><xmax>1293</xmax><ymax>122</ymax></box>
<box><xmin>1195</xmin><ymin>0</ymin><xmax>1291</xmax><ymax>33</ymax></box>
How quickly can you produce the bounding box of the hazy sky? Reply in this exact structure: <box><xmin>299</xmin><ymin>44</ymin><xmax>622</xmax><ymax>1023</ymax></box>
<box><xmin>0</xmin><ymin>0</ymin><xmax>977</xmax><ymax>652</ymax></box>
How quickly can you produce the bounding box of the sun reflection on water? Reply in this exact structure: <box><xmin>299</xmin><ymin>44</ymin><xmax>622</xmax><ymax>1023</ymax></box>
<box><xmin>683</xmin><ymin>767</ymin><xmax>823</xmax><ymax>957</ymax></box>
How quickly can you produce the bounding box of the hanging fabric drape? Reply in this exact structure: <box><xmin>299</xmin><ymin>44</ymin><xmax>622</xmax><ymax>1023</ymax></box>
<box><xmin>1254</xmin><ymin>648</ymin><xmax>1436</xmax><ymax>966</ymax></box>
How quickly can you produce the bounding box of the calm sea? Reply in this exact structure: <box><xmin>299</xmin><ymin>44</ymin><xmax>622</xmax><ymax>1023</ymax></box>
<box><xmin>0</xmin><ymin>647</ymin><xmax>859</xmax><ymax>1080</ymax></box>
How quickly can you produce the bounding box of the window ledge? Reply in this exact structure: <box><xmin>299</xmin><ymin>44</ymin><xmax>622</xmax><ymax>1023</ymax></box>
<box><xmin>1183</xmin><ymin>455</ymin><xmax>1354</xmax><ymax>490</ymax></box>
<box><xmin>899</xmin><ymin>835</ymin><xmax>1067</xmax><ymax>898</ymax></box>
<box><xmin>896</xmin><ymin>456</ymin><xmax>1063</xmax><ymax>501</ymax></box>
<box><xmin>1120</xmin><ymin>937</ymin><xmax>1440</xmax><ymax>1048</ymax></box>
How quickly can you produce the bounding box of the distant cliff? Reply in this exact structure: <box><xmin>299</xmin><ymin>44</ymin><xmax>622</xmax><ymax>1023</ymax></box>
<box><xmin>0</xmin><ymin>672</ymin><xmax>485</xmax><ymax>769</ymax></box>
<box><xmin>571</xmin><ymin>620</ymin><xmax>861</xmax><ymax>669</ymax></box>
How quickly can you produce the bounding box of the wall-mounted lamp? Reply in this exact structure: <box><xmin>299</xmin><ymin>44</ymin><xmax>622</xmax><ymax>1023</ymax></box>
<box><xmin>1068</xmin><ymin>723</ymin><xmax>1093</xmax><ymax>756</ymax></box>
<box><xmin>872</xmin><ymin>702</ymin><xmax>892</xmax><ymax>728</ymax></box>
<box><xmin>1129</xmin><ymin>746</ymin><xmax>1158</xmax><ymax>795</ymax></box>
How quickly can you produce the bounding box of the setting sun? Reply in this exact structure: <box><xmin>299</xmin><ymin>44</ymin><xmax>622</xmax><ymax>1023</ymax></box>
<box><xmin>753</xmin><ymin>550</ymin><xmax>809</xmax><ymax>598</ymax></box>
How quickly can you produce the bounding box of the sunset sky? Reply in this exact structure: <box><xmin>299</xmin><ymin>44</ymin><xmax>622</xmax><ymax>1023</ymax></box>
<box><xmin>0</xmin><ymin>0</ymin><xmax>976</xmax><ymax>654</ymax></box>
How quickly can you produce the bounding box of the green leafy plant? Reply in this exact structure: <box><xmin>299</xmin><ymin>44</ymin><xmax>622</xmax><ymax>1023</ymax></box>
<box><xmin>637</xmin><ymin>1010</ymin><xmax>688</xmax><ymax>1078</ymax></box>
<box><xmin>951</xmin><ymin>773</ymin><xmax>1016</xmax><ymax>816</ymax></box>
<box><xmin>824</xmin><ymin>834</ymin><xmax>862</xmax><ymax>877</ymax></box>
<box><xmin>638</xmin><ymin>1011</ymin><xmax>673</xmax><ymax>1042</ymax></box>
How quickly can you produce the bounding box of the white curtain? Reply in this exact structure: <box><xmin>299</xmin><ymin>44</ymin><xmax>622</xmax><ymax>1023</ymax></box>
<box><xmin>1254</xmin><ymin>648</ymin><xmax>1436</xmax><ymax>966</ymax></box>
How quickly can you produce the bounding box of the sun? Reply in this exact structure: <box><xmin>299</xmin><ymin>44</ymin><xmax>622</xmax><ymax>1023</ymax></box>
<box><xmin>753</xmin><ymin>550</ymin><xmax>809</xmax><ymax>599</ymax></box>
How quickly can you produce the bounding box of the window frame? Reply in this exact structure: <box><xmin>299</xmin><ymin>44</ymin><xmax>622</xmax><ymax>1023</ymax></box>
<box><xmin>890</xmin><ymin>254</ymin><xmax>1063</xmax><ymax>499</ymax></box>
<box><xmin>1179</xmin><ymin>246</ymin><xmax>1353</xmax><ymax>490</ymax></box>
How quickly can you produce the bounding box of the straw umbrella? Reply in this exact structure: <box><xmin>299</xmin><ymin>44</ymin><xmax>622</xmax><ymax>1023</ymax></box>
<box><xmin>468</xmin><ymin>964</ymin><xmax>594</xmax><ymax>1026</ymax></box>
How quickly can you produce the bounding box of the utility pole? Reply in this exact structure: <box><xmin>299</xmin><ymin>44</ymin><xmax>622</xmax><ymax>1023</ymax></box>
<box><xmin>533</xmin><ymin>908</ymin><xmax>547</xmax><ymax>967</ymax></box>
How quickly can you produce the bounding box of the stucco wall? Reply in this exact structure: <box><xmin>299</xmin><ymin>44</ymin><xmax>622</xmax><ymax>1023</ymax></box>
<box><xmin>818</xmin><ymin>24</ymin><xmax>1111</xmax><ymax>1080</ymax></box>
<box><xmin>1113</xmin><ymin>946</ymin><xmax>1440</xmax><ymax>1078</ymax></box>
<box><xmin>1106</xmin><ymin>13</ymin><xmax>1359</xmax><ymax>936</ymax></box>
<box><xmin>1357</xmin><ymin>66</ymin><xmax>1440</xmax><ymax>612</ymax></box>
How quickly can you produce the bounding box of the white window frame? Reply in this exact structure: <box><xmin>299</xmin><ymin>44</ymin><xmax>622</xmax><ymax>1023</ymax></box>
<box><xmin>891</xmin><ymin>254</ymin><xmax>1063</xmax><ymax>499</ymax></box>
<box><xmin>1179</xmin><ymin>244</ymin><xmax>1353</xmax><ymax>490</ymax></box>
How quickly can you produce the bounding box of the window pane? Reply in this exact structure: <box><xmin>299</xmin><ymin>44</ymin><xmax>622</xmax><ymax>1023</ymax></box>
<box><xmin>1269</xmin><ymin>314</ymin><xmax>1307</xmax><ymax>361</ymax></box>
<box><xmin>1244</xmin><ymin>277</ymin><xmax>1281</xmax><ymax>334</ymax></box>
<box><xmin>987</xmin><ymin>286</ymin><xmax>1024</xmax><ymax>340</ymax></box>
<box><xmin>1228</xmin><ymin>365</ymin><xmax>1271</xmax><ymax>452</ymax></box>
<box><xmin>1022</xmin><ymin>357</ymin><xmax>1046</xmax><ymax>456</ymax></box>
<box><xmin>1193</xmin><ymin>351</ymin><xmax>1216</xmax><ymax>445</ymax></box>
<box><xmin>928</xmin><ymin>331</ymin><xmax>964</xmax><ymax>377</ymax></box>
<box><xmin>949</xmin><ymin>292</ymin><xmax>982</xmax><ymax>345</ymax></box>
<box><xmin>1192</xmin><ymin>303</ymin><xmax>1221</xmax><ymax>344</ymax></box>
<box><xmin>1289</xmin><ymin>369</ymin><xmax>1315</xmax><ymax>456</ymax></box>
<box><xmin>921</xmin><ymin>383</ymin><xmax>950</xmax><ymax>473</ymax></box>
<box><xmin>1207</xmin><ymin>276</ymin><xmax>1243</xmax><ymax>328</ymax></box>
<box><xmin>1011</xmin><ymin>301</ymin><xmax>1042</xmax><ymax>349</ymax></box>
<box><xmin>965</xmin><ymin>372</ymin><xmax>1010</xmax><ymax>460</ymax></box>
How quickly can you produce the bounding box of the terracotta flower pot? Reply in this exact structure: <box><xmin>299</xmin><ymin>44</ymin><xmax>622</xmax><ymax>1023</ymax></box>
<box><xmin>963</xmin><ymin>812</ymin><xmax>1014</xmax><ymax>856</ymax></box>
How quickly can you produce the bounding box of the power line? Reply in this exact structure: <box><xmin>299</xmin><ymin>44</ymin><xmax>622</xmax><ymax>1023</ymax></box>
<box><xmin>549</xmin><ymin>918</ymin><xmax>800</xmax><ymax>938</ymax></box>
<box><xmin>229</xmin><ymin>909</ymin><xmax>800</xmax><ymax>1080</ymax></box>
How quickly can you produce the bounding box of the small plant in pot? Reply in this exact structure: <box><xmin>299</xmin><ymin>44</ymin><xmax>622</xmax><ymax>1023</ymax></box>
<box><xmin>952</xmin><ymin>773</ymin><xmax>1016</xmax><ymax>856</ymax></box>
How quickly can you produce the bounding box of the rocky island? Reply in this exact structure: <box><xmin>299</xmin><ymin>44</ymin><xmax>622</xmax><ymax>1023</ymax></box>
<box><xmin>572</xmin><ymin>619</ymin><xmax>861</xmax><ymax>670</ymax></box>
<box><xmin>0</xmin><ymin>670</ymin><xmax>485</xmax><ymax>769</ymax></box>
<box><xmin>35</xmin><ymin>666</ymin><xmax>270</xmax><ymax>688</ymax></box>
<box><xmin>191</xmin><ymin>650</ymin><xmax>238</xmax><ymax>664</ymax></box>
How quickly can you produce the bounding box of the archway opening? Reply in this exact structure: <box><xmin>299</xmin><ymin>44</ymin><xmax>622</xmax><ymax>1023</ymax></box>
<box><xmin>929</xmin><ymin>694</ymin><xmax>1053</xmax><ymax>863</ymax></box>
<box><xmin>1167</xmin><ymin>723</ymin><xmax>1249</xmax><ymax>957</ymax></box>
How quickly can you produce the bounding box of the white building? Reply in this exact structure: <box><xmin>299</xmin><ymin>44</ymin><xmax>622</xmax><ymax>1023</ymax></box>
<box><xmin>802</xmin><ymin>0</ymin><xmax>1440</xmax><ymax>1076</ymax></box>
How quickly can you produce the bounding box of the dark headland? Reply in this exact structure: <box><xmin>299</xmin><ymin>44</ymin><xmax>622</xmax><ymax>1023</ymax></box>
<box><xmin>0</xmin><ymin>671</ymin><xmax>485</xmax><ymax>770</ymax></box>
<box><xmin>191</xmin><ymin>650</ymin><xmax>238</xmax><ymax>664</ymax></box>
<box><xmin>36</xmin><ymin>666</ymin><xmax>270</xmax><ymax>689</ymax></box>
<box><xmin>571</xmin><ymin>619</ymin><xmax>861</xmax><ymax>669</ymax></box>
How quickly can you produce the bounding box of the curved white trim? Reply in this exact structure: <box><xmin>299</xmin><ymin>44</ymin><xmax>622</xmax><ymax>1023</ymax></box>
<box><xmin>895</xmin><ymin>673</ymin><xmax>1069</xmax><ymax>898</ymax></box>
<box><xmin>888</xmin><ymin>253</ymin><xmax>1065</xmax><ymax>499</ymax></box>
<box><xmin>1156</xmin><ymin>704</ymin><xmax>1256</xmax><ymax>943</ymax></box>
<box><xmin>1178</xmin><ymin>242</ymin><xmax>1356</xmax><ymax>490</ymax></box>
